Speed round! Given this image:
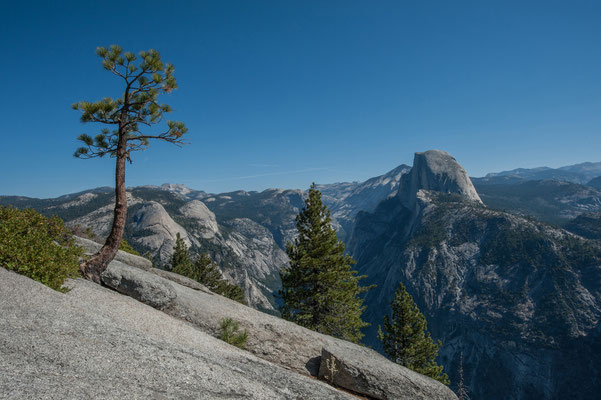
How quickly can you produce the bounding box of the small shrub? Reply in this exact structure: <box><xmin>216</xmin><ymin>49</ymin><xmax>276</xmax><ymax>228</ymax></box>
<box><xmin>0</xmin><ymin>206</ymin><xmax>82</xmax><ymax>292</ymax></box>
<box><xmin>324</xmin><ymin>354</ymin><xmax>339</xmax><ymax>384</ymax></box>
<box><xmin>218</xmin><ymin>317</ymin><xmax>248</xmax><ymax>349</ymax></box>
<box><xmin>85</xmin><ymin>226</ymin><xmax>97</xmax><ymax>239</ymax></box>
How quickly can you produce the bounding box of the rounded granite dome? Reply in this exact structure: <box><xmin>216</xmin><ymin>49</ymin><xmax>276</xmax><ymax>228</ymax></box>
<box><xmin>400</xmin><ymin>150</ymin><xmax>482</xmax><ymax>208</ymax></box>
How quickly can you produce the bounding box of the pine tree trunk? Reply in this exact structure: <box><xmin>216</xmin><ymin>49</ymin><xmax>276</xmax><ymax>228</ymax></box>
<box><xmin>80</xmin><ymin>135</ymin><xmax>127</xmax><ymax>283</ymax></box>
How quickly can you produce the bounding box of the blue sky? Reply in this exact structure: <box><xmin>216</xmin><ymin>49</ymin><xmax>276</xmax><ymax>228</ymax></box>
<box><xmin>1</xmin><ymin>0</ymin><xmax>600</xmax><ymax>198</ymax></box>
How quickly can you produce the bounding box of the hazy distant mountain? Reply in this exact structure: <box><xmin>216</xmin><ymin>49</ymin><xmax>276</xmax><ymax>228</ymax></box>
<box><xmin>474</xmin><ymin>179</ymin><xmax>601</xmax><ymax>225</ymax></box>
<box><xmin>587</xmin><ymin>176</ymin><xmax>601</xmax><ymax>189</ymax></box>
<box><xmin>559</xmin><ymin>161</ymin><xmax>601</xmax><ymax>180</ymax></box>
<box><xmin>477</xmin><ymin>161</ymin><xmax>601</xmax><ymax>184</ymax></box>
<box><xmin>472</xmin><ymin>161</ymin><xmax>601</xmax><ymax>225</ymax></box>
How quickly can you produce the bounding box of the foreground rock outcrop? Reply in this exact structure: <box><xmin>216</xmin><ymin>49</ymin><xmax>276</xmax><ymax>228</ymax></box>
<box><xmin>318</xmin><ymin>345</ymin><xmax>447</xmax><ymax>400</ymax></box>
<box><xmin>98</xmin><ymin>259</ymin><xmax>456</xmax><ymax>399</ymax></box>
<box><xmin>0</xmin><ymin>268</ymin><xmax>356</xmax><ymax>399</ymax></box>
<box><xmin>1</xmin><ymin>236</ymin><xmax>456</xmax><ymax>399</ymax></box>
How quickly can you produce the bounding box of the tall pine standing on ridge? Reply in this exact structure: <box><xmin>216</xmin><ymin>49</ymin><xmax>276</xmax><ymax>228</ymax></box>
<box><xmin>279</xmin><ymin>183</ymin><xmax>373</xmax><ymax>343</ymax></box>
<box><xmin>73</xmin><ymin>45</ymin><xmax>187</xmax><ymax>283</ymax></box>
<box><xmin>378</xmin><ymin>282</ymin><xmax>449</xmax><ymax>384</ymax></box>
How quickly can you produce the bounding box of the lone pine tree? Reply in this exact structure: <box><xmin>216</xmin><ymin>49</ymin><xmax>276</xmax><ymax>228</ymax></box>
<box><xmin>378</xmin><ymin>282</ymin><xmax>449</xmax><ymax>384</ymax></box>
<box><xmin>73</xmin><ymin>45</ymin><xmax>187</xmax><ymax>282</ymax></box>
<box><xmin>279</xmin><ymin>183</ymin><xmax>373</xmax><ymax>343</ymax></box>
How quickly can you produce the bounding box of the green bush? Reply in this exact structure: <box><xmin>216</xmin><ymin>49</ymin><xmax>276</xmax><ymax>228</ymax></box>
<box><xmin>218</xmin><ymin>317</ymin><xmax>248</xmax><ymax>349</ymax></box>
<box><xmin>0</xmin><ymin>206</ymin><xmax>82</xmax><ymax>292</ymax></box>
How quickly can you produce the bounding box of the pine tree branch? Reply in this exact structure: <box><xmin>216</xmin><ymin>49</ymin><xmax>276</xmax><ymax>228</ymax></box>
<box><xmin>87</xmin><ymin>115</ymin><xmax>120</xmax><ymax>125</ymax></box>
<box><xmin>128</xmin><ymin>134</ymin><xmax>187</xmax><ymax>146</ymax></box>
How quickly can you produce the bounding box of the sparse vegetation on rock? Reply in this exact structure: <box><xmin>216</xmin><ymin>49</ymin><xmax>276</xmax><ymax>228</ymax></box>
<box><xmin>0</xmin><ymin>206</ymin><xmax>82</xmax><ymax>292</ymax></box>
<box><xmin>218</xmin><ymin>317</ymin><xmax>248</xmax><ymax>349</ymax></box>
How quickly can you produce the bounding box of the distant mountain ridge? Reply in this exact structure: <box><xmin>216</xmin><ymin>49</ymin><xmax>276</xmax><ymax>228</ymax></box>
<box><xmin>587</xmin><ymin>176</ymin><xmax>601</xmax><ymax>189</ymax></box>
<box><xmin>478</xmin><ymin>161</ymin><xmax>601</xmax><ymax>184</ymax></box>
<box><xmin>474</xmin><ymin>179</ymin><xmax>601</xmax><ymax>225</ymax></box>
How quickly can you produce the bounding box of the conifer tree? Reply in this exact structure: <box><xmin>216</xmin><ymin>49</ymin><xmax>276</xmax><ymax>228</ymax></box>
<box><xmin>170</xmin><ymin>234</ymin><xmax>245</xmax><ymax>304</ymax></box>
<box><xmin>215</xmin><ymin>279</ymin><xmax>245</xmax><ymax>304</ymax></box>
<box><xmin>279</xmin><ymin>183</ymin><xmax>373</xmax><ymax>343</ymax></box>
<box><xmin>378</xmin><ymin>282</ymin><xmax>449</xmax><ymax>384</ymax></box>
<box><xmin>170</xmin><ymin>233</ymin><xmax>192</xmax><ymax>273</ymax></box>
<box><xmin>185</xmin><ymin>253</ymin><xmax>226</xmax><ymax>288</ymax></box>
<box><xmin>457</xmin><ymin>352</ymin><xmax>470</xmax><ymax>400</ymax></box>
<box><xmin>73</xmin><ymin>45</ymin><xmax>188</xmax><ymax>283</ymax></box>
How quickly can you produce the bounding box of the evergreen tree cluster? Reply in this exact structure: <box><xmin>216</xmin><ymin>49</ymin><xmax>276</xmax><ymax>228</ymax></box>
<box><xmin>170</xmin><ymin>234</ymin><xmax>245</xmax><ymax>304</ymax></box>
<box><xmin>279</xmin><ymin>183</ymin><xmax>373</xmax><ymax>343</ymax></box>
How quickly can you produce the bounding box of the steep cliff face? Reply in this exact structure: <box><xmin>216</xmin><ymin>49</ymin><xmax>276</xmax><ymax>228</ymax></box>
<box><xmin>400</xmin><ymin>150</ymin><xmax>482</xmax><ymax>211</ymax></box>
<box><xmin>218</xmin><ymin>218</ymin><xmax>288</xmax><ymax>311</ymax></box>
<box><xmin>350</xmin><ymin>152</ymin><xmax>601</xmax><ymax>400</ymax></box>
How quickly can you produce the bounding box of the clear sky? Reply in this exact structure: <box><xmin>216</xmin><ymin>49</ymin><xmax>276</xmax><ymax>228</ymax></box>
<box><xmin>1</xmin><ymin>0</ymin><xmax>600</xmax><ymax>198</ymax></box>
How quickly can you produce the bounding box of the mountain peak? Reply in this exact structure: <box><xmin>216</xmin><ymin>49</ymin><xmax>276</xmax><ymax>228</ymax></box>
<box><xmin>401</xmin><ymin>150</ymin><xmax>482</xmax><ymax>208</ymax></box>
<box><xmin>160</xmin><ymin>183</ymin><xmax>193</xmax><ymax>196</ymax></box>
